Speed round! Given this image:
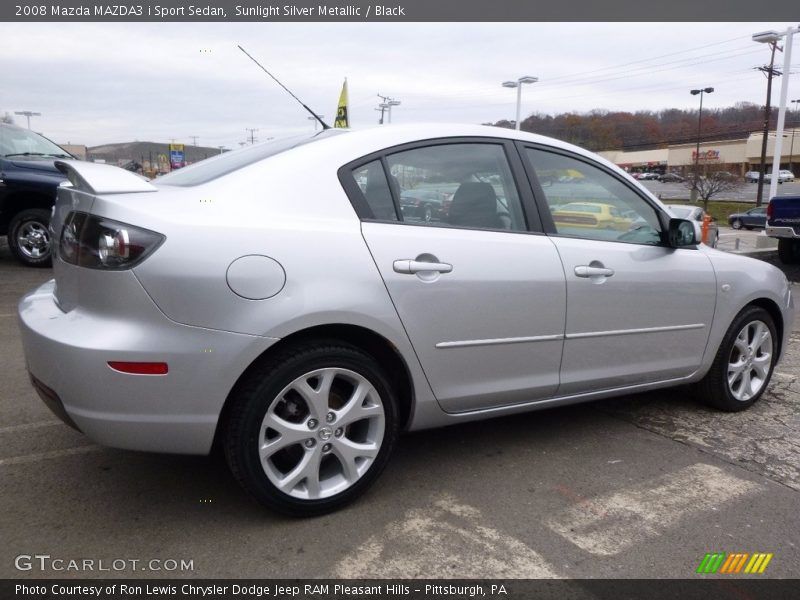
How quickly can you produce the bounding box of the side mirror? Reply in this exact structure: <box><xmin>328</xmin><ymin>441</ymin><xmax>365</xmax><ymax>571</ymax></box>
<box><xmin>668</xmin><ymin>218</ymin><xmax>697</xmax><ymax>247</ymax></box>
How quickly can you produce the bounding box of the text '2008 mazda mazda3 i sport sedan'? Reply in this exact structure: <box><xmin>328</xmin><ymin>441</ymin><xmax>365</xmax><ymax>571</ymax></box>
<box><xmin>18</xmin><ymin>124</ymin><xmax>794</xmax><ymax>516</ymax></box>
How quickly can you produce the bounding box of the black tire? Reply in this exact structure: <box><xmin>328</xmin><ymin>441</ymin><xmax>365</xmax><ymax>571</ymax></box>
<box><xmin>694</xmin><ymin>306</ymin><xmax>777</xmax><ymax>412</ymax></box>
<box><xmin>224</xmin><ymin>342</ymin><xmax>399</xmax><ymax>516</ymax></box>
<box><xmin>731</xmin><ymin>219</ymin><xmax>743</xmax><ymax>230</ymax></box>
<box><xmin>8</xmin><ymin>208</ymin><xmax>53</xmax><ymax>268</ymax></box>
<box><xmin>777</xmin><ymin>238</ymin><xmax>800</xmax><ymax>265</ymax></box>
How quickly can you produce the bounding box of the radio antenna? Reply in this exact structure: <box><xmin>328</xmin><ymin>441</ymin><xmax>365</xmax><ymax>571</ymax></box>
<box><xmin>238</xmin><ymin>45</ymin><xmax>330</xmax><ymax>130</ymax></box>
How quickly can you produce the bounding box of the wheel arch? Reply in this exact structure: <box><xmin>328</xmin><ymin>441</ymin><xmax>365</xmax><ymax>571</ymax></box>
<box><xmin>748</xmin><ymin>297</ymin><xmax>785</xmax><ymax>362</ymax></box>
<box><xmin>1</xmin><ymin>191</ymin><xmax>54</xmax><ymax>232</ymax></box>
<box><xmin>213</xmin><ymin>323</ymin><xmax>415</xmax><ymax>451</ymax></box>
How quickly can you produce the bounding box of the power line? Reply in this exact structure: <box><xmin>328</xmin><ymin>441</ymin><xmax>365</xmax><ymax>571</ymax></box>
<box><xmin>245</xmin><ymin>128</ymin><xmax>258</xmax><ymax>144</ymax></box>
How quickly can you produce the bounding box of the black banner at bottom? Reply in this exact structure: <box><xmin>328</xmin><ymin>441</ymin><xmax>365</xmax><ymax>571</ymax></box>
<box><xmin>4</xmin><ymin>579</ymin><xmax>799</xmax><ymax>600</ymax></box>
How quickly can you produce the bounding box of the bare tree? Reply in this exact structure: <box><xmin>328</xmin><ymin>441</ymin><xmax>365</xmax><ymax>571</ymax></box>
<box><xmin>684</xmin><ymin>169</ymin><xmax>745</xmax><ymax>212</ymax></box>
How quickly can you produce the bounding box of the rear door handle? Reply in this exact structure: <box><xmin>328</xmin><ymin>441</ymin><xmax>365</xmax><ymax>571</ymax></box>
<box><xmin>574</xmin><ymin>265</ymin><xmax>614</xmax><ymax>278</ymax></box>
<box><xmin>393</xmin><ymin>260</ymin><xmax>453</xmax><ymax>274</ymax></box>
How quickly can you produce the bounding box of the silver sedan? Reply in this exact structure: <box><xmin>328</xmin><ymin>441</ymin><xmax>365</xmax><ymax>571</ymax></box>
<box><xmin>18</xmin><ymin>124</ymin><xmax>794</xmax><ymax>516</ymax></box>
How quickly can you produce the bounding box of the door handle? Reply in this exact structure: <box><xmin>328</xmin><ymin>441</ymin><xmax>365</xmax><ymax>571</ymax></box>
<box><xmin>393</xmin><ymin>260</ymin><xmax>453</xmax><ymax>274</ymax></box>
<box><xmin>574</xmin><ymin>265</ymin><xmax>614</xmax><ymax>278</ymax></box>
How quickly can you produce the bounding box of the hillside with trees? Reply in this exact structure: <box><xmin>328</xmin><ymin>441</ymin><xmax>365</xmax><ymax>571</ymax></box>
<box><xmin>490</xmin><ymin>102</ymin><xmax>781</xmax><ymax>151</ymax></box>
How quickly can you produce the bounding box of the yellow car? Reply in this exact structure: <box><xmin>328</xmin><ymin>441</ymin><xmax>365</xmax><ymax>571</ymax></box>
<box><xmin>551</xmin><ymin>202</ymin><xmax>632</xmax><ymax>231</ymax></box>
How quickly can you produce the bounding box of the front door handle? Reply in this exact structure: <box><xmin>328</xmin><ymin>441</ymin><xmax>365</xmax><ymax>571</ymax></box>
<box><xmin>574</xmin><ymin>265</ymin><xmax>615</xmax><ymax>278</ymax></box>
<box><xmin>393</xmin><ymin>260</ymin><xmax>453</xmax><ymax>274</ymax></box>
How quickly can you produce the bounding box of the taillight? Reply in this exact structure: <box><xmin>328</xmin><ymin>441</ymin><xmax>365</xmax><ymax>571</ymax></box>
<box><xmin>767</xmin><ymin>201</ymin><xmax>773</xmax><ymax>221</ymax></box>
<box><xmin>60</xmin><ymin>211</ymin><xmax>164</xmax><ymax>270</ymax></box>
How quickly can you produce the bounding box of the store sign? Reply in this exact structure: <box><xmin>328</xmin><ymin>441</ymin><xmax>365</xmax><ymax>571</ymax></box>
<box><xmin>692</xmin><ymin>149</ymin><xmax>720</xmax><ymax>162</ymax></box>
<box><xmin>169</xmin><ymin>143</ymin><xmax>185</xmax><ymax>169</ymax></box>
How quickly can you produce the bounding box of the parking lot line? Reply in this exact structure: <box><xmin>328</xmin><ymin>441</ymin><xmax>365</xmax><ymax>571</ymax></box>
<box><xmin>0</xmin><ymin>420</ymin><xmax>63</xmax><ymax>434</ymax></box>
<box><xmin>0</xmin><ymin>445</ymin><xmax>101</xmax><ymax>466</ymax></box>
<box><xmin>334</xmin><ymin>494</ymin><xmax>560</xmax><ymax>578</ymax></box>
<box><xmin>546</xmin><ymin>463</ymin><xmax>762</xmax><ymax>556</ymax></box>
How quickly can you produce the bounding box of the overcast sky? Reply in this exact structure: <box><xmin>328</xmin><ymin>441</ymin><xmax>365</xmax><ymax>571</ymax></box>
<box><xmin>1</xmin><ymin>22</ymin><xmax>798</xmax><ymax>148</ymax></box>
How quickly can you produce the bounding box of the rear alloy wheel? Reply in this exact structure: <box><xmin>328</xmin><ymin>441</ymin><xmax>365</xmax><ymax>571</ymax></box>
<box><xmin>224</xmin><ymin>343</ymin><xmax>398</xmax><ymax>516</ymax></box>
<box><xmin>731</xmin><ymin>219</ymin><xmax>743</xmax><ymax>230</ymax></box>
<box><xmin>422</xmin><ymin>205</ymin><xmax>433</xmax><ymax>222</ymax></box>
<box><xmin>8</xmin><ymin>208</ymin><xmax>53</xmax><ymax>267</ymax></box>
<box><xmin>695</xmin><ymin>306</ymin><xmax>777</xmax><ymax>411</ymax></box>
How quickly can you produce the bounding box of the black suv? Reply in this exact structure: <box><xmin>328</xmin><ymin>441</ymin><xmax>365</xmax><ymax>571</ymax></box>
<box><xmin>0</xmin><ymin>123</ymin><xmax>73</xmax><ymax>267</ymax></box>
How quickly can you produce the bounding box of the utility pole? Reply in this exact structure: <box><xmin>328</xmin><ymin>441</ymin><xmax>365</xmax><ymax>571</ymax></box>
<box><xmin>245</xmin><ymin>128</ymin><xmax>258</xmax><ymax>144</ymax></box>
<box><xmin>755</xmin><ymin>42</ymin><xmax>780</xmax><ymax>207</ymax></box>
<box><xmin>14</xmin><ymin>111</ymin><xmax>41</xmax><ymax>129</ymax></box>
<box><xmin>376</xmin><ymin>94</ymin><xmax>401</xmax><ymax>125</ymax></box>
<box><xmin>189</xmin><ymin>136</ymin><xmax>199</xmax><ymax>146</ymax></box>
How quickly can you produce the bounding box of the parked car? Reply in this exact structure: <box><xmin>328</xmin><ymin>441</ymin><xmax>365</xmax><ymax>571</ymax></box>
<box><xmin>18</xmin><ymin>124</ymin><xmax>794</xmax><ymax>516</ymax></box>
<box><xmin>728</xmin><ymin>206</ymin><xmax>767</xmax><ymax>230</ymax></box>
<box><xmin>665</xmin><ymin>204</ymin><xmax>719</xmax><ymax>248</ymax></box>
<box><xmin>745</xmin><ymin>170</ymin><xmax>787</xmax><ymax>184</ymax></box>
<box><xmin>658</xmin><ymin>172</ymin><xmax>684</xmax><ymax>183</ymax></box>
<box><xmin>551</xmin><ymin>201</ymin><xmax>632</xmax><ymax>231</ymax></box>
<box><xmin>637</xmin><ymin>172</ymin><xmax>660</xmax><ymax>180</ymax></box>
<box><xmin>0</xmin><ymin>123</ymin><xmax>73</xmax><ymax>266</ymax></box>
<box><xmin>766</xmin><ymin>195</ymin><xmax>800</xmax><ymax>264</ymax></box>
<box><xmin>399</xmin><ymin>189</ymin><xmax>447</xmax><ymax>222</ymax></box>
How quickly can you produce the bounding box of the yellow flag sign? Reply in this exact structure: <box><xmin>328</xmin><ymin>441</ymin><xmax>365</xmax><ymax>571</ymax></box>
<box><xmin>335</xmin><ymin>79</ymin><xmax>349</xmax><ymax>128</ymax></box>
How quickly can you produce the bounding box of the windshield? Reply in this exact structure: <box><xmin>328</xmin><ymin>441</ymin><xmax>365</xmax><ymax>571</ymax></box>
<box><xmin>157</xmin><ymin>129</ymin><xmax>345</xmax><ymax>187</ymax></box>
<box><xmin>0</xmin><ymin>125</ymin><xmax>72</xmax><ymax>159</ymax></box>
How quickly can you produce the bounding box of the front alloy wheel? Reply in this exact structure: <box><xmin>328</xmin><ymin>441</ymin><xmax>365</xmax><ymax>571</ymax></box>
<box><xmin>695</xmin><ymin>306</ymin><xmax>777</xmax><ymax>411</ymax></box>
<box><xmin>727</xmin><ymin>320</ymin><xmax>772</xmax><ymax>402</ymax></box>
<box><xmin>225</xmin><ymin>343</ymin><xmax>398</xmax><ymax>516</ymax></box>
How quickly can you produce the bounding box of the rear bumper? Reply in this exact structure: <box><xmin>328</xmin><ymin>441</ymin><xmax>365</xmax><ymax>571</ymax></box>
<box><xmin>767</xmin><ymin>226</ymin><xmax>800</xmax><ymax>239</ymax></box>
<box><xmin>18</xmin><ymin>279</ymin><xmax>276</xmax><ymax>454</ymax></box>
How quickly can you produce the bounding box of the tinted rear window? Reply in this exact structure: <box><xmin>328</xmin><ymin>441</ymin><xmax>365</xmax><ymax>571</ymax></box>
<box><xmin>157</xmin><ymin>129</ymin><xmax>345</xmax><ymax>187</ymax></box>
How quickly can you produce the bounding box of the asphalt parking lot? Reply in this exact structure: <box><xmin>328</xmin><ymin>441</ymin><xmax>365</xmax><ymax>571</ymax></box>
<box><xmin>639</xmin><ymin>179</ymin><xmax>800</xmax><ymax>202</ymax></box>
<box><xmin>1</xmin><ymin>240</ymin><xmax>798</xmax><ymax>580</ymax></box>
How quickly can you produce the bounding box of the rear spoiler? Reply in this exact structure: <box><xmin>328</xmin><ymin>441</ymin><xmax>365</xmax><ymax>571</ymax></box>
<box><xmin>54</xmin><ymin>160</ymin><xmax>157</xmax><ymax>194</ymax></box>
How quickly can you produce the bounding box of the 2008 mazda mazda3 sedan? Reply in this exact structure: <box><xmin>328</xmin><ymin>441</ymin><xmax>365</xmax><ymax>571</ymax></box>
<box><xmin>19</xmin><ymin>124</ymin><xmax>794</xmax><ymax>515</ymax></box>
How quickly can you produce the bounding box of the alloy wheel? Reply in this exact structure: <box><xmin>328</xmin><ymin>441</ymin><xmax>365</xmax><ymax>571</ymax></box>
<box><xmin>16</xmin><ymin>220</ymin><xmax>51</xmax><ymax>259</ymax></box>
<box><xmin>727</xmin><ymin>320</ymin><xmax>772</xmax><ymax>402</ymax></box>
<box><xmin>258</xmin><ymin>367</ymin><xmax>385</xmax><ymax>499</ymax></box>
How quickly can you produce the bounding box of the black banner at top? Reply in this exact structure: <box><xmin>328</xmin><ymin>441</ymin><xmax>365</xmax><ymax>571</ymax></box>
<box><xmin>1</xmin><ymin>0</ymin><xmax>798</xmax><ymax>22</ymax></box>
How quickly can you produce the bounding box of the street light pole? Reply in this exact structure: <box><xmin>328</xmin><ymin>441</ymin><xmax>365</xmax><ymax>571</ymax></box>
<box><xmin>14</xmin><ymin>111</ymin><xmax>41</xmax><ymax>129</ymax></box>
<box><xmin>308</xmin><ymin>115</ymin><xmax>325</xmax><ymax>130</ymax></box>
<box><xmin>502</xmin><ymin>76</ymin><xmax>538</xmax><ymax>130</ymax></box>
<box><xmin>790</xmin><ymin>99</ymin><xmax>799</xmax><ymax>173</ymax></box>
<box><xmin>690</xmin><ymin>87</ymin><xmax>714</xmax><ymax>202</ymax></box>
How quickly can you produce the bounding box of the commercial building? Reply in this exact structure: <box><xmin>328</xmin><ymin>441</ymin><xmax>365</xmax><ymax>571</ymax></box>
<box><xmin>599</xmin><ymin>128</ymin><xmax>800</xmax><ymax>176</ymax></box>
